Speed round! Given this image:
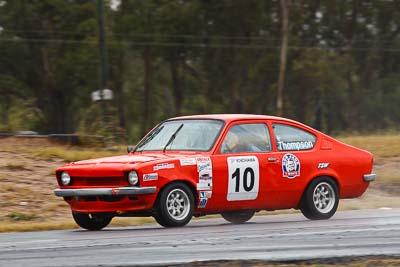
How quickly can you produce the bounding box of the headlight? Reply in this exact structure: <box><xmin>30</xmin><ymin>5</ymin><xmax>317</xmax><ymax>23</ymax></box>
<box><xmin>128</xmin><ymin>171</ymin><xmax>139</xmax><ymax>185</ymax></box>
<box><xmin>60</xmin><ymin>172</ymin><xmax>71</xmax><ymax>185</ymax></box>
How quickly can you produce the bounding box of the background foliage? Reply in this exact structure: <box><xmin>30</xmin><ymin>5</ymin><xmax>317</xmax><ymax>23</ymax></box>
<box><xmin>0</xmin><ymin>0</ymin><xmax>399</xmax><ymax>142</ymax></box>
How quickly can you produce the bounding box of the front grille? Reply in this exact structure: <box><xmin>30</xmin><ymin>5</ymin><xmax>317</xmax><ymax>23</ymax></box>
<box><xmin>71</xmin><ymin>176</ymin><xmax>127</xmax><ymax>187</ymax></box>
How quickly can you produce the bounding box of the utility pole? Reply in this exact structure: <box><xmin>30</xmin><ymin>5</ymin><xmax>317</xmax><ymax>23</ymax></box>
<box><xmin>276</xmin><ymin>0</ymin><xmax>290</xmax><ymax>117</ymax></box>
<box><xmin>96</xmin><ymin>0</ymin><xmax>108</xmax><ymax>122</ymax></box>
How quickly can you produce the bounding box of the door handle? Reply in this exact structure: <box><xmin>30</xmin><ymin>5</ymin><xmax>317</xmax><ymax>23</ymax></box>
<box><xmin>268</xmin><ymin>157</ymin><xmax>279</xmax><ymax>163</ymax></box>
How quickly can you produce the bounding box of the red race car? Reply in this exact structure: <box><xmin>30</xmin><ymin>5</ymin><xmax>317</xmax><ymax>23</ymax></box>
<box><xmin>54</xmin><ymin>114</ymin><xmax>376</xmax><ymax>230</ymax></box>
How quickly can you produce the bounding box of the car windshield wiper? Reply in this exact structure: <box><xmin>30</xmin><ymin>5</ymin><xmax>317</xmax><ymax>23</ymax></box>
<box><xmin>134</xmin><ymin>125</ymin><xmax>164</xmax><ymax>152</ymax></box>
<box><xmin>163</xmin><ymin>124</ymin><xmax>183</xmax><ymax>153</ymax></box>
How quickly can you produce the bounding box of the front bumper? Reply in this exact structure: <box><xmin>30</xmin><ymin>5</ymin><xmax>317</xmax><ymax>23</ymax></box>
<box><xmin>363</xmin><ymin>173</ymin><xmax>376</xmax><ymax>182</ymax></box>
<box><xmin>54</xmin><ymin>186</ymin><xmax>156</xmax><ymax>197</ymax></box>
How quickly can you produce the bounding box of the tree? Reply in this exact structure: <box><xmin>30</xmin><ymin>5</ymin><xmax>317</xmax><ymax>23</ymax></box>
<box><xmin>0</xmin><ymin>0</ymin><xmax>98</xmax><ymax>133</ymax></box>
<box><xmin>1</xmin><ymin>0</ymin><xmax>400</xmax><ymax>138</ymax></box>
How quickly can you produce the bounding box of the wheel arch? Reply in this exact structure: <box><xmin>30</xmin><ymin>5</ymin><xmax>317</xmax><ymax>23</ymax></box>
<box><xmin>154</xmin><ymin>179</ymin><xmax>198</xmax><ymax>209</ymax></box>
<box><xmin>297</xmin><ymin>175</ymin><xmax>340</xmax><ymax>209</ymax></box>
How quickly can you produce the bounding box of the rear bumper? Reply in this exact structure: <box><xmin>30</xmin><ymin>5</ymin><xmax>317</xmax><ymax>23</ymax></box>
<box><xmin>54</xmin><ymin>186</ymin><xmax>156</xmax><ymax>197</ymax></box>
<box><xmin>363</xmin><ymin>173</ymin><xmax>376</xmax><ymax>182</ymax></box>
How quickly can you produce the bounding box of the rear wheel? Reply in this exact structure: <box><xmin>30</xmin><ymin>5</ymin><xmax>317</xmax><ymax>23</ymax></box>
<box><xmin>300</xmin><ymin>177</ymin><xmax>339</xmax><ymax>220</ymax></box>
<box><xmin>221</xmin><ymin>210</ymin><xmax>255</xmax><ymax>224</ymax></box>
<box><xmin>154</xmin><ymin>182</ymin><xmax>194</xmax><ymax>227</ymax></box>
<box><xmin>72</xmin><ymin>212</ymin><xmax>112</xmax><ymax>230</ymax></box>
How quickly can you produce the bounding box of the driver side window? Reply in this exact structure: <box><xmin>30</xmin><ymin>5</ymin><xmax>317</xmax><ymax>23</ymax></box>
<box><xmin>220</xmin><ymin>123</ymin><xmax>271</xmax><ymax>153</ymax></box>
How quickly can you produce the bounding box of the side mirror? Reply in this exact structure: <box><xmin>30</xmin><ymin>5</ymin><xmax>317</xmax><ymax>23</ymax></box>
<box><xmin>127</xmin><ymin>146</ymin><xmax>135</xmax><ymax>153</ymax></box>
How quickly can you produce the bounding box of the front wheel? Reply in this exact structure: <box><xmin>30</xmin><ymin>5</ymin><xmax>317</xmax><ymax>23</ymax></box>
<box><xmin>72</xmin><ymin>212</ymin><xmax>112</xmax><ymax>230</ymax></box>
<box><xmin>300</xmin><ymin>177</ymin><xmax>339</xmax><ymax>220</ymax></box>
<box><xmin>221</xmin><ymin>210</ymin><xmax>255</xmax><ymax>224</ymax></box>
<box><xmin>154</xmin><ymin>182</ymin><xmax>194</xmax><ymax>227</ymax></box>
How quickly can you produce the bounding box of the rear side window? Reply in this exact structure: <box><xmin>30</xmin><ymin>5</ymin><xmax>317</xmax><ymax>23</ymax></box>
<box><xmin>272</xmin><ymin>123</ymin><xmax>316</xmax><ymax>151</ymax></box>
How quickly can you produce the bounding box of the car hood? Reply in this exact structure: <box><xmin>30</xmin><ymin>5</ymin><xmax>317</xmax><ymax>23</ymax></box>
<box><xmin>70</xmin><ymin>153</ymin><xmax>170</xmax><ymax>166</ymax></box>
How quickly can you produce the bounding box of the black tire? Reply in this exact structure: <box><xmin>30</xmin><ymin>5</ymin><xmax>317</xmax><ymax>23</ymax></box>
<box><xmin>72</xmin><ymin>212</ymin><xmax>112</xmax><ymax>230</ymax></box>
<box><xmin>300</xmin><ymin>177</ymin><xmax>339</xmax><ymax>220</ymax></box>
<box><xmin>154</xmin><ymin>182</ymin><xmax>194</xmax><ymax>227</ymax></box>
<box><xmin>221</xmin><ymin>210</ymin><xmax>255</xmax><ymax>224</ymax></box>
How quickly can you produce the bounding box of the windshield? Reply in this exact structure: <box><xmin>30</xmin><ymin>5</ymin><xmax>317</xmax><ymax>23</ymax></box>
<box><xmin>135</xmin><ymin>119</ymin><xmax>224</xmax><ymax>152</ymax></box>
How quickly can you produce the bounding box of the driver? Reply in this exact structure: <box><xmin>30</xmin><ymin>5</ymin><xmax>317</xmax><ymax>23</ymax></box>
<box><xmin>221</xmin><ymin>128</ymin><xmax>262</xmax><ymax>153</ymax></box>
<box><xmin>221</xmin><ymin>131</ymin><xmax>240</xmax><ymax>153</ymax></box>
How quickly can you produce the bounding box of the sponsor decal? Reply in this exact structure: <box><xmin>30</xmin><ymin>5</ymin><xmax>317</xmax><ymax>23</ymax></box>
<box><xmin>200</xmin><ymin>190</ymin><xmax>212</xmax><ymax>198</ymax></box>
<box><xmin>179</xmin><ymin>158</ymin><xmax>197</xmax><ymax>166</ymax></box>
<box><xmin>153</xmin><ymin>163</ymin><xmax>175</xmax><ymax>171</ymax></box>
<box><xmin>317</xmin><ymin>162</ymin><xmax>330</xmax><ymax>169</ymax></box>
<box><xmin>199</xmin><ymin>173</ymin><xmax>212</xmax><ymax>181</ymax></box>
<box><xmin>198</xmin><ymin>162</ymin><xmax>211</xmax><ymax>173</ymax></box>
<box><xmin>196</xmin><ymin>157</ymin><xmax>213</xmax><ymax>190</ymax></box>
<box><xmin>196</xmin><ymin>156</ymin><xmax>211</xmax><ymax>162</ymax></box>
<box><xmin>277</xmin><ymin>141</ymin><xmax>314</xmax><ymax>151</ymax></box>
<box><xmin>196</xmin><ymin>157</ymin><xmax>212</xmax><ymax>173</ymax></box>
<box><xmin>198</xmin><ymin>190</ymin><xmax>212</xmax><ymax>208</ymax></box>
<box><xmin>143</xmin><ymin>173</ymin><xmax>158</xmax><ymax>181</ymax></box>
<box><xmin>197</xmin><ymin>173</ymin><xmax>213</xmax><ymax>190</ymax></box>
<box><xmin>282</xmin><ymin>153</ymin><xmax>300</xmax><ymax>179</ymax></box>
<box><xmin>198</xmin><ymin>198</ymin><xmax>208</xmax><ymax>208</ymax></box>
<box><xmin>229</xmin><ymin>157</ymin><xmax>256</xmax><ymax>164</ymax></box>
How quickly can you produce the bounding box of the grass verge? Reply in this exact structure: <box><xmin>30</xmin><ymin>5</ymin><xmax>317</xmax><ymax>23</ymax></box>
<box><xmin>32</xmin><ymin>147</ymin><xmax>122</xmax><ymax>162</ymax></box>
<box><xmin>0</xmin><ymin>217</ymin><xmax>156</xmax><ymax>233</ymax></box>
<box><xmin>0</xmin><ymin>221</ymin><xmax>79</xmax><ymax>232</ymax></box>
<box><xmin>338</xmin><ymin>133</ymin><xmax>400</xmax><ymax>158</ymax></box>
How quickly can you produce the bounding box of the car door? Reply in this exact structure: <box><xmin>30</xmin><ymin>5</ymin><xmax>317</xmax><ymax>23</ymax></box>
<box><xmin>210</xmin><ymin>120</ymin><xmax>281</xmax><ymax>211</ymax></box>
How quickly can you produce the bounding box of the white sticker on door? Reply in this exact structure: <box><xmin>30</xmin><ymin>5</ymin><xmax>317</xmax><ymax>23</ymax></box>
<box><xmin>227</xmin><ymin>156</ymin><xmax>259</xmax><ymax>201</ymax></box>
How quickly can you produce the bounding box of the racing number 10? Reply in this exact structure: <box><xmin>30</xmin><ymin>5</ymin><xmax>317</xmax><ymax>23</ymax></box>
<box><xmin>232</xmin><ymin>167</ymin><xmax>255</xmax><ymax>192</ymax></box>
<box><xmin>227</xmin><ymin>156</ymin><xmax>259</xmax><ymax>201</ymax></box>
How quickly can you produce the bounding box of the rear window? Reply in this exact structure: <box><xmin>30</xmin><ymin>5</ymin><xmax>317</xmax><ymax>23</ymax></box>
<box><xmin>272</xmin><ymin>123</ymin><xmax>316</xmax><ymax>151</ymax></box>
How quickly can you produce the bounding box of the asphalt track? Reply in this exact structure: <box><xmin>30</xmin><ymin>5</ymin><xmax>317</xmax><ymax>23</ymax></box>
<box><xmin>0</xmin><ymin>209</ymin><xmax>399</xmax><ymax>267</ymax></box>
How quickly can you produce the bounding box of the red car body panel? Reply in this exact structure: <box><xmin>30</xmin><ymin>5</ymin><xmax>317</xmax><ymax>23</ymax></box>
<box><xmin>55</xmin><ymin>114</ymin><xmax>373</xmax><ymax>216</ymax></box>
